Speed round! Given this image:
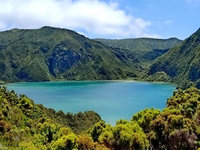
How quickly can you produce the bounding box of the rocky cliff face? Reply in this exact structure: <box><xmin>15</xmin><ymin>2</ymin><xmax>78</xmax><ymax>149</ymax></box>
<box><xmin>47</xmin><ymin>49</ymin><xmax>82</xmax><ymax>76</ymax></box>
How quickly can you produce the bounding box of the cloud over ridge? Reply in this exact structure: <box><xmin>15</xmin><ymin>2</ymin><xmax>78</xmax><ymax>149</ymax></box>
<box><xmin>0</xmin><ymin>0</ymin><xmax>159</xmax><ymax>38</ymax></box>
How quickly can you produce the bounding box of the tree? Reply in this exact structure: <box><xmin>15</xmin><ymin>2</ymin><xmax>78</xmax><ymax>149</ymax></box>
<box><xmin>168</xmin><ymin>129</ymin><xmax>197</xmax><ymax>150</ymax></box>
<box><xmin>99</xmin><ymin>120</ymin><xmax>149</xmax><ymax>150</ymax></box>
<box><xmin>89</xmin><ymin>121</ymin><xmax>106</xmax><ymax>142</ymax></box>
<box><xmin>51</xmin><ymin>133</ymin><xmax>78</xmax><ymax>150</ymax></box>
<box><xmin>132</xmin><ymin>108</ymin><xmax>160</xmax><ymax>133</ymax></box>
<box><xmin>77</xmin><ymin>134</ymin><xmax>95</xmax><ymax>150</ymax></box>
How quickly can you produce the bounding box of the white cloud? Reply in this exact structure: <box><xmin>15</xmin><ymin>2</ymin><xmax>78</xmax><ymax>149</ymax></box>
<box><xmin>0</xmin><ymin>0</ymin><xmax>155</xmax><ymax>38</ymax></box>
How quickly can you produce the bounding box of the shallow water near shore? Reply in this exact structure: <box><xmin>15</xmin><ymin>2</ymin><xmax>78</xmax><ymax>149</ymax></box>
<box><xmin>5</xmin><ymin>81</ymin><xmax>176</xmax><ymax>125</ymax></box>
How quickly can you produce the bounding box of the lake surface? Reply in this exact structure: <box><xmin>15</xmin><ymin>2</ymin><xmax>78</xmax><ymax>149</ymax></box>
<box><xmin>4</xmin><ymin>81</ymin><xmax>176</xmax><ymax>125</ymax></box>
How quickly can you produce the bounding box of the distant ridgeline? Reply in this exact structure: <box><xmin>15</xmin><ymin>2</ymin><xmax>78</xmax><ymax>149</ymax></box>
<box><xmin>95</xmin><ymin>37</ymin><xmax>182</xmax><ymax>63</ymax></box>
<box><xmin>1</xmin><ymin>82</ymin><xmax>200</xmax><ymax>149</ymax></box>
<box><xmin>0</xmin><ymin>27</ymin><xmax>181</xmax><ymax>82</ymax></box>
<box><xmin>0</xmin><ymin>26</ymin><xmax>200</xmax><ymax>88</ymax></box>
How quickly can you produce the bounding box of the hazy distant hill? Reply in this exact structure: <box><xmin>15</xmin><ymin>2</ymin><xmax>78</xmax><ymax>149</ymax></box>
<box><xmin>95</xmin><ymin>38</ymin><xmax>182</xmax><ymax>62</ymax></box>
<box><xmin>147</xmin><ymin>28</ymin><xmax>200</xmax><ymax>88</ymax></box>
<box><xmin>0</xmin><ymin>26</ymin><xmax>143</xmax><ymax>82</ymax></box>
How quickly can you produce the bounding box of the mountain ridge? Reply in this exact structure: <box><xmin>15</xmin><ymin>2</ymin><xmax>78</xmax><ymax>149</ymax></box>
<box><xmin>94</xmin><ymin>37</ymin><xmax>182</xmax><ymax>52</ymax></box>
<box><xmin>146</xmin><ymin>28</ymin><xmax>200</xmax><ymax>88</ymax></box>
<box><xmin>1</xmin><ymin>26</ymin><xmax>200</xmax><ymax>89</ymax></box>
<box><xmin>95</xmin><ymin>37</ymin><xmax>182</xmax><ymax>64</ymax></box>
<box><xmin>0</xmin><ymin>26</ymin><xmax>143</xmax><ymax>82</ymax></box>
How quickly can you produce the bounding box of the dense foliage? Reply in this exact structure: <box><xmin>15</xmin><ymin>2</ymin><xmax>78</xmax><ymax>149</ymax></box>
<box><xmin>1</xmin><ymin>86</ymin><xmax>200</xmax><ymax>149</ymax></box>
<box><xmin>0</xmin><ymin>86</ymin><xmax>101</xmax><ymax>149</ymax></box>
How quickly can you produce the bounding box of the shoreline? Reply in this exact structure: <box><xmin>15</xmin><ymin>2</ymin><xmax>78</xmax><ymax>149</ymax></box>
<box><xmin>1</xmin><ymin>79</ymin><xmax>177</xmax><ymax>87</ymax></box>
<box><xmin>0</xmin><ymin>81</ymin><xmax>7</xmax><ymax>85</ymax></box>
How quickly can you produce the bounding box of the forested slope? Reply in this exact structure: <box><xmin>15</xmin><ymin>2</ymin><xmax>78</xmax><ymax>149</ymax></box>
<box><xmin>0</xmin><ymin>26</ymin><xmax>184</xmax><ymax>83</ymax></box>
<box><xmin>1</xmin><ymin>86</ymin><xmax>200</xmax><ymax>149</ymax></box>
<box><xmin>147</xmin><ymin>28</ymin><xmax>200</xmax><ymax>89</ymax></box>
<box><xmin>0</xmin><ymin>26</ymin><xmax>142</xmax><ymax>83</ymax></box>
<box><xmin>0</xmin><ymin>86</ymin><xmax>102</xmax><ymax>149</ymax></box>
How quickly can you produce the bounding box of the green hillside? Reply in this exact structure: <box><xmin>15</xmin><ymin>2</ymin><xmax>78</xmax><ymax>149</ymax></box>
<box><xmin>2</xmin><ymin>26</ymin><xmax>200</xmax><ymax>89</ymax></box>
<box><xmin>146</xmin><ymin>28</ymin><xmax>200</xmax><ymax>89</ymax></box>
<box><xmin>95</xmin><ymin>38</ymin><xmax>182</xmax><ymax>62</ymax></box>
<box><xmin>0</xmin><ymin>26</ymin><xmax>142</xmax><ymax>83</ymax></box>
<box><xmin>0</xmin><ymin>86</ymin><xmax>102</xmax><ymax>149</ymax></box>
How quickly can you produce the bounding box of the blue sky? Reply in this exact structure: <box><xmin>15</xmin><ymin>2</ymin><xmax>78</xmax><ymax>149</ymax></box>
<box><xmin>0</xmin><ymin>0</ymin><xmax>199</xmax><ymax>39</ymax></box>
<box><xmin>120</xmin><ymin>0</ymin><xmax>200</xmax><ymax>40</ymax></box>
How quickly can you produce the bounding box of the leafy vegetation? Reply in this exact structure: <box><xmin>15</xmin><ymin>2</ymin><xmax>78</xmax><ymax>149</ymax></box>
<box><xmin>1</xmin><ymin>85</ymin><xmax>200</xmax><ymax>149</ymax></box>
<box><xmin>146</xmin><ymin>28</ymin><xmax>200</xmax><ymax>89</ymax></box>
<box><xmin>0</xmin><ymin>86</ymin><xmax>101</xmax><ymax>149</ymax></box>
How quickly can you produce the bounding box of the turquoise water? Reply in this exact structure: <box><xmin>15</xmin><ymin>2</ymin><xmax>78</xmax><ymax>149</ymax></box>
<box><xmin>5</xmin><ymin>81</ymin><xmax>176</xmax><ymax>125</ymax></box>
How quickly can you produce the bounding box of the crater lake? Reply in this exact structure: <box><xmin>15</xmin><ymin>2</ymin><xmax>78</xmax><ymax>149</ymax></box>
<box><xmin>4</xmin><ymin>81</ymin><xmax>176</xmax><ymax>125</ymax></box>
